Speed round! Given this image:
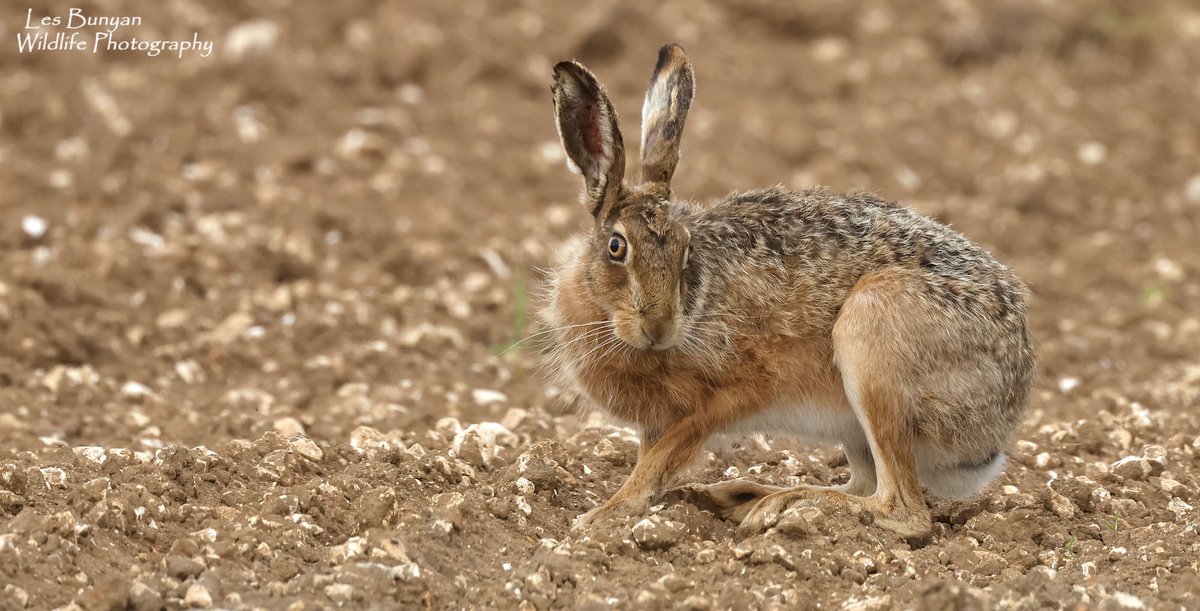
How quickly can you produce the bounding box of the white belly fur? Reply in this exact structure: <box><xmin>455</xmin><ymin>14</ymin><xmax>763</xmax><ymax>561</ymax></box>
<box><xmin>720</xmin><ymin>404</ymin><xmax>866</xmax><ymax>448</ymax></box>
<box><xmin>717</xmin><ymin>404</ymin><xmax>1003</xmax><ymax>499</ymax></box>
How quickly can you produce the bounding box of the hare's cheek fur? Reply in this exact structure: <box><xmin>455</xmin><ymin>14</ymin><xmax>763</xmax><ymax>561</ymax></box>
<box><xmin>582</xmin><ymin>256</ymin><xmax>641</xmax><ymax>348</ymax></box>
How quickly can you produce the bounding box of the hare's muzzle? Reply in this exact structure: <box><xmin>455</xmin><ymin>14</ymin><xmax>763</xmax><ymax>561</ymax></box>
<box><xmin>638</xmin><ymin>316</ymin><xmax>679</xmax><ymax>350</ymax></box>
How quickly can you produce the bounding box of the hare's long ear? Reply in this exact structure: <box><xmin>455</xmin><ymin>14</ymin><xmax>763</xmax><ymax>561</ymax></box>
<box><xmin>640</xmin><ymin>44</ymin><xmax>695</xmax><ymax>190</ymax></box>
<box><xmin>552</xmin><ymin>61</ymin><xmax>625</xmax><ymax>219</ymax></box>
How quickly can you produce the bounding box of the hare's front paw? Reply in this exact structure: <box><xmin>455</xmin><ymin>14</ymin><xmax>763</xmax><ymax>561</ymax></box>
<box><xmin>571</xmin><ymin>498</ymin><xmax>647</xmax><ymax>532</ymax></box>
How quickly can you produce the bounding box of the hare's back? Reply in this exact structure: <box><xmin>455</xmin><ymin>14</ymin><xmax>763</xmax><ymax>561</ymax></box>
<box><xmin>690</xmin><ymin>186</ymin><xmax>1026</xmax><ymax>314</ymax></box>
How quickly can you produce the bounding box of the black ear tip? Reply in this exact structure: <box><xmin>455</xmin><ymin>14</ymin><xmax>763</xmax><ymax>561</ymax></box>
<box><xmin>654</xmin><ymin>43</ymin><xmax>690</xmax><ymax>73</ymax></box>
<box><xmin>551</xmin><ymin>61</ymin><xmax>572</xmax><ymax>81</ymax></box>
<box><xmin>553</xmin><ymin>60</ymin><xmax>590</xmax><ymax>80</ymax></box>
<box><xmin>655</xmin><ymin>45</ymin><xmax>673</xmax><ymax>70</ymax></box>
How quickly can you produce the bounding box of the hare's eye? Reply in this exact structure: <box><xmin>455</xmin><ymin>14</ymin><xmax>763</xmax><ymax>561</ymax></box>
<box><xmin>607</xmin><ymin>233</ymin><xmax>627</xmax><ymax>262</ymax></box>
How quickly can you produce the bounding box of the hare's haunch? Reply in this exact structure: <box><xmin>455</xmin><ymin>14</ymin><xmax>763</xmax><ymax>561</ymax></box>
<box><xmin>541</xmin><ymin>44</ymin><xmax>1034</xmax><ymax>537</ymax></box>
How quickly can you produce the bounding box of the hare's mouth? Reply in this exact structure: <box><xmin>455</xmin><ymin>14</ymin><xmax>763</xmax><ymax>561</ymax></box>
<box><xmin>614</xmin><ymin>315</ymin><xmax>679</xmax><ymax>351</ymax></box>
<box><xmin>639</xmin><ymin>326</ymin><xmax>678</xmax><ymax>351</ymax></box>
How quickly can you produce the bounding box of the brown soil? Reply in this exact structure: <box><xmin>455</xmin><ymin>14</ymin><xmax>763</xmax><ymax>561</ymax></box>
<box><xmin>3</xmin><ymin>0</ymin><xmax>1200</xmax><ymax>609</ymax></box>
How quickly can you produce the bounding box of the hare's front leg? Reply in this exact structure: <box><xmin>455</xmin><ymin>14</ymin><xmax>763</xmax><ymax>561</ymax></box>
<box><xmin>572</xmin><ymin>422</ymin><xmax>706</xmax><ymax>530</ymax></box>
<box><xmin>573</xmin><ymin>393</ymin><xmax>750</xmax><ymax>530</ymax></box>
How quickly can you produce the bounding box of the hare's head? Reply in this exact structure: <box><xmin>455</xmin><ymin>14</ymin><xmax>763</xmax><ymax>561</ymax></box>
<box><xmin>551</xmin><ymin>44</ymin><xmax>697</xmax><ymax>351</ymax></box>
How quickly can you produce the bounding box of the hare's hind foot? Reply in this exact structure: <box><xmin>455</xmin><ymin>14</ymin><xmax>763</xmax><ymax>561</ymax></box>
<box><xmin>701</xmin><ymin>442</ymin><xmax>878</xmax><ymax>524</ymax></box>
<box><xmin>733</xmin><ymin>487</ymin><xmax>931</xmax><ymax>538</ymax></box>
<box><xmin>699</xmin><ymin>479</ymin><xmax>788</xmax><ymax>523</ymax></box>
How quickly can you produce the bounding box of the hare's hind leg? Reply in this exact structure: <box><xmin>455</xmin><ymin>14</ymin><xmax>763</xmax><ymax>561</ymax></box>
<box><xmin>738</xmin><ymin>271</ymin><xmax>933</xmax><ymax>537</ymax></box>
<box><xmin>830</xmin><ymin>270</ymin><xmax>933</xmax><ymax>536</ymax></box>
<box><xmin>736</xmin><ymin>391</ymin><xmax>929</xmax><ymax>537</ymax></box>
<box><xmin>840</xmin><ymin>442</ymin><xmax>878</xmax><ymax>496</ymax></box>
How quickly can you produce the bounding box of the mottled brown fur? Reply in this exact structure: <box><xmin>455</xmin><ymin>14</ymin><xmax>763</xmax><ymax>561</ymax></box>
<box><xmin>542</xmin><ymin>45</ymin><xmax>1034</xmax><ymax>536</ymax></box>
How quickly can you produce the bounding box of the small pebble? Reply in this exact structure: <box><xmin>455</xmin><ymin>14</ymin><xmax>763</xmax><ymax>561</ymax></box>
<box><xmin>1160</xmin><ymin>478</ymin><xmax>1191</xmax><ymax>499</ymax></box>
<box><xmin>471</xmin><ymin>389</ymin><xmax>507</xmax><ymax>406</ymax></box>
<box><xmin>1102</xmin><ymin>591</ymin><xmax>1146</xmax><ymax>610</ymax></box>
<box><xmin>287</xmin><ymin>435</ymin><xmax>323</xmax><ymax>461</ymax></box>
<box><xmin>272</xmin><ymin>417</ymin><xmax>305</xmax><ymax>437</ymax></box>
<box><xmin>775</xmin><ymin>506</ymin><xmax>828</xmax><ymax>537</ymax></box>
<box><xmin>1077</xmin><ymin>142</ymin><xmax>1107</xmax><ymax>165</ymax></box>
<box><xmin>514</xmin><ymin>495</ymin><xmax>533</xmax><ymax>517</ymax></box>
<box><xmin>1186</xmin><ymin>174</ymin><xmax>1200</xmax><ymax>203</ymax></box>
<box><xmin>632</xmin><ymin>516</ymin><xmax>685</xmax><ymax>550</ymax></box>
<box><xmin>514</xmin><ymin>477</ymin><xmax>535</xmax><ymax>495</ymax></box>
<box><xmin>1110</xmin><ymin>456</ymin><xmax>1152</xmax><ymax>481</ymax></box>
<box><xmin>128</xmin><ymin>580</ymin><xmax>162</xmax><ymax>611</ymax></box>
<box><xmin>72</xmin><ymin>447</ymin><xmax>107</xmax><ymax>465</ymax></box>
<box><xmin>22</xmin><ymin>215</ymin><xmax>48</xmax><ymax>239</ymax></box>
<box><xmin>184</xmin><ymin>584</ymin><xmax>212</xmax><ymax>608</ymax></box>
<box><xmin>1057</xmin><ymin>377</ymin><xmax>1080</xmax><ymax>393</ymax></box>
<box><xmin>3</xmin><ymin>585</ymin><xmax>29</xmax><ymax>609</ymax></box>
<box><xmin>324</xmin><ymin>583</ymin><xmax>354</xmax><ymax>604</ymax></box>
<box><xmin>1045</xmin><ymin>487</ymin><xmax>1079</xmax><ymax>520</ymax></box>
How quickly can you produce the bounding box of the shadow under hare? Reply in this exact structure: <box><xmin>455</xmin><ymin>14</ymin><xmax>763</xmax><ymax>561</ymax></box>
<box><xmin>540</xmin><ymin>44</ymin><xmax>1034</xmax><ymax>537</ymax></box>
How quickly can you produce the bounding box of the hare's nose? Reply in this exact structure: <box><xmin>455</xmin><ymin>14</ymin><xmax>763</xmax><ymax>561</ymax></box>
<box><xmin>639</xmin><ymin>319</ymin><xmax>676</xmax><ymax>350</ymax></box>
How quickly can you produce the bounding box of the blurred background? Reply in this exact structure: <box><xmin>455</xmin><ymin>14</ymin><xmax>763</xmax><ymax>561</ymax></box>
<box><xmin>2</xmin><ymin>0</ymin><xmax>1199</xmax><ymax>607</ymax></box>
<box><xmin>2</xmin><ymin>0</ymin><xmax>1197</xmax><ymax>443</ymax></box>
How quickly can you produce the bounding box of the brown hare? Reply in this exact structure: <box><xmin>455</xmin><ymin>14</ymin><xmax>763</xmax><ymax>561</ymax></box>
<box><xmin>540</xmin><ymin>44</ymin><xmax>1035</xmax><ymax>537</ymax></box>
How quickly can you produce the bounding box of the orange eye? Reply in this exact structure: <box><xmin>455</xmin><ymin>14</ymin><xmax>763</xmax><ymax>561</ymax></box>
<box><xmin>607</xmin><ymin>233</ymin><xmax>627</xmax><ymax>261</ymax></box>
